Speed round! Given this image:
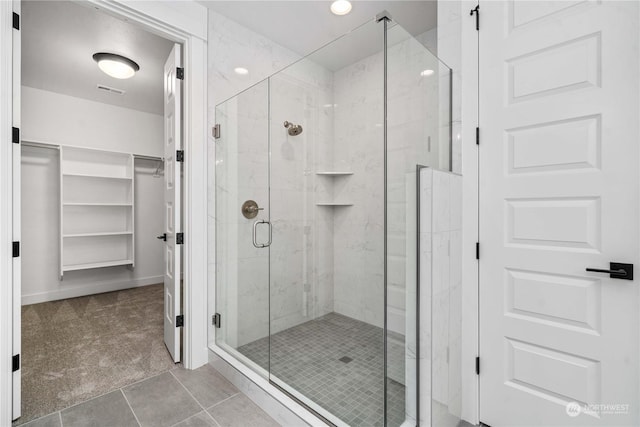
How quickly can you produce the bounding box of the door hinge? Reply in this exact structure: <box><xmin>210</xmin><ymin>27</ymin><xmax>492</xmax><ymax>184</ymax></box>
<box><xmin>176</xmin><ymin>67</ymin><xmax>184</xmax><ymax>80</ymax></box>
<box><xmin>470</xmin><ymin>5</ymin><xmax>480</xmax><ymax>31</ymax></box>
<box><xmin>12</xmin><ymin>12</ymin><xmax>19</xmax><ymax>30</ymax></box>
<box><xmin>176</xmin><ymin>232</ymin><xmax>184</xmax><ymax>245</ymax></box>
<box><xmin>212</xmin><ymin>313</ymin><xmax>221</xmax><ymax>328</ymax></box>
<box><xmin>176</xmin><ymin>150</ymin><xmax>184</xmax><ymax>162</ymax></box>
<box><xmin>212</xmin><ymin>124</ymin><xmax>221</xmax><ymax>139</ymax></box>
<box><xmin>476</xmin><ymin>242</ymin><xmax>480</xmax><ymax>260</ymax></box>
<box><xmin>12</xmin><ymin>241</ymin><xmax>19</xmax><ymax>258</ymax></box>
<box><xmin>176</xmin><ymin>315</ymin><xmax>184</xmax><ymax>327</ymax></box>
<box><xmin>12</xmin><ymin>127</ymin><xmax>19</xmax><ymax>144</ymax></box>
<box><xmin>475</xmin><ymin>127</ymin><xmax>480</xmax><ymax>145</ymax></box>
<box><xmin>475</xmin><ymin>356</ymin><xmax>480</xmax><ymax>375</ymax></box>
<box><xmin>12</xmin><ymin>354</ymin><xmax>20</xmax><ymax>372</ymax></box>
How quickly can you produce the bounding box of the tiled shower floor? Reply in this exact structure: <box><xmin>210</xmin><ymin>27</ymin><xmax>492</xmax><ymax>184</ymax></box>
<box><xmin>237</xmin><ymin>313</ymin><xmax>406</xmax><ymax>426</ymax></box>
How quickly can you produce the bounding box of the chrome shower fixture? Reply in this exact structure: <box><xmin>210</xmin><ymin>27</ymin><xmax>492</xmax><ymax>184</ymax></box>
<box><xmin>284</xmin><ymin>121</ymin><xmax>303</xmax><ymax>136</ymax></box>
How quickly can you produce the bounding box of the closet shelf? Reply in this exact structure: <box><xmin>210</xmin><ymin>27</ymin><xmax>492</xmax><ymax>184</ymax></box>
<box><xmin>63</xmin><ymin>232</ymin><xmax>133</xmax><ymax>238</ymax></box>
<box><xmin>62</xmin><ymin>259</ymin><xmax>134</xmax><ymax>272</ymax></box>
<box><xmin>316</xmin><ymin>202</ymin><xmax>354</xmax><ymax>206</ymax></box>
<box><xmin>60</xmin><ymin>146</ymin><xmax>135</xmax><ymax>277</ymax></box>
<box><xmin>63</xmin><ymin>202</ymin><xmax>133</xmax><ymax>207</ymax></box>
<box><xmin>315</xmin><ymin>171</ymin><xmax>354</xmax><ymax>176</ymax></box>
<box><xmin>63</xmin><ymin>172</ymin><xmax>132</xmax><ymax>180</ymax></box>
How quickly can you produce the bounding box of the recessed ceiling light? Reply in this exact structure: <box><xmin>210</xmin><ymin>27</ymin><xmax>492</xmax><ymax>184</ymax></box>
<box><xmin>420</xmin><ymin>69</ymin><xmax>435</xmax><ymax>77</ymax></box>
<box><xmin>331</xmin><ymin>0</ymin><xmax>352</xmax><ymax>16</ymax></box>
<box><xmin>234</xmin><ymin>67</ymin><xmax>249</xmax><ymax>75</ymax></box>
<box><xmin>93</xmin><ymin>53</ymin><xmax>139</xmax><ymax>79</ymax></box>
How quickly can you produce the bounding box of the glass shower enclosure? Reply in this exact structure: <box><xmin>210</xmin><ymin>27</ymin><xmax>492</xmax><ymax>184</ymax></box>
<box><xmin>212</xmin><ymin>14</ymin><xmax>459</xmax><ymax>427</ymax></box>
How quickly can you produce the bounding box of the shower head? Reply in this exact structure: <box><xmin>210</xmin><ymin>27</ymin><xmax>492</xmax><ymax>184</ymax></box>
<box><xmin>284</xmin><ymin>121</ymin><xmax>303</xmax><ymax>136</ymax></box>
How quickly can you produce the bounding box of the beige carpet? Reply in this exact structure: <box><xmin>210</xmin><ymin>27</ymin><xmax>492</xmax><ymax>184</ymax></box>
<box><xmin>17</xmin><ymin>284</ymin><xmax>176</xmax><ymax>425</ymax></box>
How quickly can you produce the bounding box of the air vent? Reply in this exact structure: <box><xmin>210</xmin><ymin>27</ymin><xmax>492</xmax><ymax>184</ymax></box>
<box><xmin>96</xmin><ymin>84</ymin><xmax>125</xmax><ymax>95</ymax></box>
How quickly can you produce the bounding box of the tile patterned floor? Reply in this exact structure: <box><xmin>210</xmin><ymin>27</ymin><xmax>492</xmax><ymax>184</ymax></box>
<box><xmin>237</xmin><ymin>313</ymin><xmax>406</xmax><ymax>427</ymax></box>
<box><xmin>19</xmin><ymin>365</ymin><xmax>279</xmax><ymax>427</ymax></box>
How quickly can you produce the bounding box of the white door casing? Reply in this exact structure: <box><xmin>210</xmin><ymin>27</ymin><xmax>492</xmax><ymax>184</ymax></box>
<box><xmin>12</xmin><ymin>0</ymin><xmax>21</xmax><ymax>420</ymax></box>
<box><xmin>163</xmin><ymin>43</ymin><xmax>182</xmax><ymax>363</ymax></box>
<box><xmin>479</xmin><ymin>1</ymin><xmax>639</xmax><ymax>426</ymax></box>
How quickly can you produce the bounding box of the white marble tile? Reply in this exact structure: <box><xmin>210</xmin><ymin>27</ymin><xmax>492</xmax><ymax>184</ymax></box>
<box><xmin>432</xmin><ymin>170</ymin><xmax>451</xmax><ymax>232</ymax></box>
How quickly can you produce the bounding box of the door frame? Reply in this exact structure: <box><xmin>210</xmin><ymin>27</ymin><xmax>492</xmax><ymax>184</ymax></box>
<box><xmin>460</xmin><ymin>0</ymin><xmax>480</xmax><ymax>424</ymax></box>
<box><xmin>0</xmin><ymin>1</ymin><xmax>208</xmax><ymax>423</ymax></box>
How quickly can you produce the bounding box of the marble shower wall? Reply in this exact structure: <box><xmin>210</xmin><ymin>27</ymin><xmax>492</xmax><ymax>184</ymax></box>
<box><xmin>332</xmin><ymin>26</ymin><xmax>448</xmax><ymax>335</ymax></box>
<box><xmin>209</xmin><ymin>10</ymin><xmax>336</xmax><ymax>347</ymax></box>
<box><xmin>268</xmin><ymin>60</ymin><xmax>336</xmax><ymax>335</ymax></box>
<box><xmin>419</xmin><ymin>168</ymin><xmax>462</xmax><ymax>427</ymax></box>
<box><xmin>209</xmin><ymin>10</ymin><xmax>455</xmax><ymax>369</ymax></box>
<box><xmin>331</xmin><ymin>50</ymin><xmax>386</xmax><ymax>329</ymax></box>
<box><xmin>437</xmin><ymin>1</ymin><xmax>463</xmax><ymax>174</ymax></box>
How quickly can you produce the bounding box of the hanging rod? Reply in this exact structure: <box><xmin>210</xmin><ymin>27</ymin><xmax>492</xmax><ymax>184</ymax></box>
<box><xmin>22</xmin><ymin>141</ymin><xmax>60</xmax><ymax>150</ymax></box>
<box><xmin>21</xmin><ymin>140</ymin><xmax>163</xmax><ymax>161</ymax></box>
<box><xmin>133</xmin><ymin>154</ymin><xmax>164</xmax><ymax>161</ymax></box>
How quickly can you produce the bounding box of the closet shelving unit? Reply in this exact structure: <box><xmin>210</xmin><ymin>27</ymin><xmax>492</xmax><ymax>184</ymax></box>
<box><xmin>59</xmin><ymin>146</ymin><xmax>135</xmax><ymax>277</ymax></box>
<box><xmin>315</xmin><ymin>171</ymin><xmax>354</xmax><ymax>207</ymax></box>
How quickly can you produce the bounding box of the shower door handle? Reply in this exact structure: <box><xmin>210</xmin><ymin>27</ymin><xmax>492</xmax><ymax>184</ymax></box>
<box><xmin>252</xmin><ymin>219</ymin><xmax>272</xmax><ymax>248</ymax></box>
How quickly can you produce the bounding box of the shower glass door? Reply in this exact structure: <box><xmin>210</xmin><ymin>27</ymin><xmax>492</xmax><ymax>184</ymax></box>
<box><xmin>214</xmin><ymin>80</ymin><xmax>272</xmax><ymax>373</ymax></box>
<box><xmin>213</xmin><ymin>14</ymin><xmax>456</xmax><ymax>427</ymax></box>
<box><xmin>266</xmin><ymin>19</ymin><xmax>386</xmax><ymax>426</ymax></box>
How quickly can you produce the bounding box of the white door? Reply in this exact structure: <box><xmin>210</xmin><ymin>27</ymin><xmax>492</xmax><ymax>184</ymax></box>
<box><xmin>479</xmin><ymin>1</ymin><xmax>639</xmax><ymax>426</ymax></box>
<box><xmin>12</xmin><ymin>0</ymin><xmax>21</xmax><ymax>420</ymax></box>
<box><xmin>163</xmin><ymin>43</ymin><xmax>182</xmax><ymax>363</ymax></box>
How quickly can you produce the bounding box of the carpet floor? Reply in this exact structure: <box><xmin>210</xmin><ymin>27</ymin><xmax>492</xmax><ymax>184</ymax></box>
<box><xmin>16</xmin><ymin>284</ymin><xmax>176</xmax><ymax>425</ymax></box>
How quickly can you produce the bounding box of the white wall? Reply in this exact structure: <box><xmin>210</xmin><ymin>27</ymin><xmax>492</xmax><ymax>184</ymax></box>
<box><xmin>22</xmin><ymin>86</ymin><xmax>163</xmax><ymax>156</ymax></box>
<box><xmin>21</xmin><ymin>87</ymin><xmax>164</xmax><ymax>304</ymax></box>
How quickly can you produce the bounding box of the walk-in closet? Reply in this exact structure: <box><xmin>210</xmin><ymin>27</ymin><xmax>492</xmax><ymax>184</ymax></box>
<box><xmin>17</xmin><ymin>1</ymin><xmax>181</xmax><ymax>423</ymax></box>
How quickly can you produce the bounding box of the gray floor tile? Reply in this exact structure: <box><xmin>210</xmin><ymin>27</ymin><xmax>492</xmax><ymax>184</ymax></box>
<box><xmin>20</xmin><ymin>413</ymin><xmax>61</xmax><ymax>427</ymax></box>
<box><xmin>60</xmin><ymin>391</ymin><xmax>137</xmax><ymax>427</ymax></box>
<box><xmin>123</xmin><ymin>372</ymin><xmax>202</xmax><ymax>427</ymax></box>
<box><xmin>207</xmin><ymin>395</ymin><xmax>279</xmax><ymax>427</ymax></box>
<box><xmin>172</xmin><ymin>411</ymin><xmax>218</xmax><ymax>427</ymax></box>
<box><xmin>237</xmin><ymin>312</ymin><xmax>396</xmax><ymax>426</ymax></box>
<box><xmin>172</xmin><ymin>365</ymin><xmax>239</xmax><ymax>408</ymax></box>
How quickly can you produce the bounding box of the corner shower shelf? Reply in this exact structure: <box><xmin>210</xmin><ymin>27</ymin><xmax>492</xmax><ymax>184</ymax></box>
<box><xmin>316</xmin><ymin>202</ymin><xmax>354</xmax><ymax>206</ymax></box>
<box><xmin>60</xmin><ymin>146</ymin><xmax>135</xmax><ymax>277</ymax></box>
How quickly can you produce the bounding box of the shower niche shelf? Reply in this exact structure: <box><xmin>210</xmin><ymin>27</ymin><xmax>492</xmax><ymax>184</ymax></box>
<box><xmin>316</xmin><ymin>170</ymin><xmax>354</xmax><ymax>206</ymax></box>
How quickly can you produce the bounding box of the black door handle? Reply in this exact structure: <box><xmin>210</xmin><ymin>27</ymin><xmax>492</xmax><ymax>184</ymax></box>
<box><xmin>157</xmin><ymin>233</ymin><xmax>167</xmax><ymax>241</ymax></box>
<box><xmin>586</xmin><ymin>262</ymin><xmax>633</xmax><ymax>280</ymax></box>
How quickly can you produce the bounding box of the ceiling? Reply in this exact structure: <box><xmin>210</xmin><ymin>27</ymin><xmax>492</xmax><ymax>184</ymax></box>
<box><xmin>201</xmin><ymin>1</ymin><xmax>437</xmax><ymax>58</ymax></box>
<box><xmin>22</xmin><ymin>1</ymin><xmax>175</xmax><ymax>115</ymax></box>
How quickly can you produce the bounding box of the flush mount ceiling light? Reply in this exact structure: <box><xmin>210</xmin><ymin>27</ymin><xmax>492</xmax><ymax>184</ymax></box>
<box><xmin>331</xmin><ymin>0</ymin><xmax>352</xmax><ymax>16</ymax></box>
<box><xmin>421</xmin><ymin>69</ymin><xmax>435</xmax><ymax>77</ymax></box>
<box><xmin>92</xmin><ymin>52</ymin><xmax>140</xmax><ymax>79</ymax></box>
<box><xmin>234</xmin><ymin>67</ymin><xmax>249</xmax><ymax>75</ymax></box>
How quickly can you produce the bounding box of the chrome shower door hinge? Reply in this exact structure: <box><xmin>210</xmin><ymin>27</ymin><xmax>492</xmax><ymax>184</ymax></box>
<box><xmin>213</xmin><ymin>124</ymin><xmax>221</xmax><ymax>139</ymax></box>
<box><xmin>212</xmin><ymin>313</ymin><xmax>221</xmax><ymax>328</ymax></box>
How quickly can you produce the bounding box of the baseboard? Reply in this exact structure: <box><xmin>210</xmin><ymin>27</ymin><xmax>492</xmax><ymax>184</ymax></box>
<box><xmin>21</xmin><ymin>276</ymin><xmax>164</xmax><ymax>305</ymax></box>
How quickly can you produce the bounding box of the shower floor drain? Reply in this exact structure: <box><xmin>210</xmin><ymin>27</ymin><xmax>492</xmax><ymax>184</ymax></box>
<box><xmin>339</xmin><ymin>356</ymin><xmax>353</xmax><ymax>364</ymax></box>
